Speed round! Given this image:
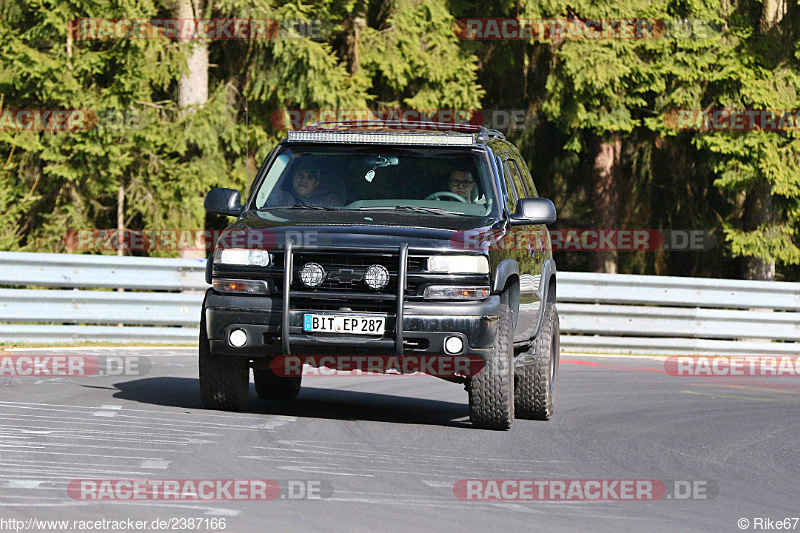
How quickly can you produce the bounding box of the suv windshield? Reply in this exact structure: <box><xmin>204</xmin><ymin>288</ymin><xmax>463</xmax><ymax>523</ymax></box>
<box><xmin>252</xmin><ymin>145</ymin><xmax>497</xmax><ymax>217</ymax></box>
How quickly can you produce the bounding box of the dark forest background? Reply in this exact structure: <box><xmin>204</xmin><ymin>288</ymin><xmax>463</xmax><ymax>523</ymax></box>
<box><xmin>1</xmin><ymin>0</ymin><xmax>798</xmax><ymax>280</ymax></box>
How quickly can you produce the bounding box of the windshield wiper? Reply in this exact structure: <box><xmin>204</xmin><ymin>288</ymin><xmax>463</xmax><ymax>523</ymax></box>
<box><xmin>355</xmin><ymin>205</ymin><xmax>469</xmax><ymax>216</ymax></box>
<box><xmin>258</xmin><ymin>204</ymin><xmax>338</xmax><ymax>211</ymax></box>
<box><xmin>396</xmin><ymin>205</ymin><xmax>465</xmax><ymax>216</ymax></box>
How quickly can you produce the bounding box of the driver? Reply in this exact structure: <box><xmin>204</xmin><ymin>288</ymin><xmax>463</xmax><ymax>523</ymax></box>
<box><xmin>447</xmin><ymin>168</ymin><xmax>477</xmax><ymax>202</ymax></box>
<box><xmin>266</xmin><ymin>161</ymin><xmax>343</xmax><ymax>207</ymax></box>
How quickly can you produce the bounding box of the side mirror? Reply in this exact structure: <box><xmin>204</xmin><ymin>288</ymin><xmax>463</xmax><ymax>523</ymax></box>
<box><xmin>204</xmin><ymin>188</ymin><xmax>243</xmax><ymax>217</ymax></box>
<box><xmin>510</xmin><ymin>197</ymin><xmax>557</xmax><ymax>225</ymax></box>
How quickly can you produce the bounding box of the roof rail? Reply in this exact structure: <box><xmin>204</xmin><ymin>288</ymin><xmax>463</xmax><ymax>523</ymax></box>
<box><xmin>305</xmin><ymin>120</ymin><xmax>479</xmax><ymax>132</ymax></box>
<box><xmin>480</xmin><ymin>128</ymin><xmax>506</xmax><ymax>141</ymax></box>
<box><xmin>303</xmin><ymin>120</ymin><xmax>506</xmax><ymax>141</ymax></box>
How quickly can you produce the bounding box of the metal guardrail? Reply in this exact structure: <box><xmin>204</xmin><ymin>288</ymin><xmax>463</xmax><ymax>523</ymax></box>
<box><xmin>0</xmin><ymin>252</ymin><xmax>206</xmax><ymax>344</ymax></box>
<box><xmin>1</xmin><ymin>251</ymin><xmax>799</xmax><ymax>354</ymax></box>
<box><xmin>557</xmin><ymin>272</ymin><xmax>800</xmax><ymax>310</ymax></box>
<box><xmin>0</xmin><ymin>324</ymin><xmax>199</xmax><ymax>344</ymax></box>
<box><xmin>0</xmin><ymin>289</ymin><xmax>204</xmax><ymax>325</ymax></box>
<box><xmin>558</xmin><ymin>272</ymin><xmax>800</xmax><ymax>354</ymax></box>
<box><xmin>0</xmin><ymin>251</ymin><xmax>206</xmax><ymax>290</ymax></box>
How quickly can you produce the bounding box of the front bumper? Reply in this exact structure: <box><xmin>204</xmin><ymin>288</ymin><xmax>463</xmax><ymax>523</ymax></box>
<box><xmin>206</xmin><ymin>242</ymin><xmax>498</xmax><ymax>363</ymax></box>
<box><xmin>205</xmin><ymin>291</ymin><xmax>500</xmax><ymax>362</ymax></box>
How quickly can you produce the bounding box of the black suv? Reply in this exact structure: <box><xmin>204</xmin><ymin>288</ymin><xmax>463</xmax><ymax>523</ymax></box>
<box><xmin>200</xmin><ymin>121</ymin><xmax>559</xmax><ymax>429</ymax></box>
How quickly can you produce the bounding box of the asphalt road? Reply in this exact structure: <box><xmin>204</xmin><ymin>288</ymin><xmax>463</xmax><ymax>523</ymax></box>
<box><xmin>0</xmin><ymin>347</ymin><xmax>798</xmax><ymax>532</ymax></box>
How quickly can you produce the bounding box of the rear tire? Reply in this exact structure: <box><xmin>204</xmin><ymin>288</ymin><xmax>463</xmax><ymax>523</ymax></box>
<box><xmin>515</xmin><ymin>302</ymin><xmax>559</xmax><ymax>420</ymax></box>
<box><xmin>254</xmin><ymin>367</ymin><xmax>302</xmax><ymax>401</ymax></box>
<box><xmin>199</xmin><ymin>313</ymin><xmax>250</xmax><ymax>412</ymax></box>
<box><xmin>468</xmin><ymin>304</ymin><xmax>515</xmax><ymax>430</ymax></box>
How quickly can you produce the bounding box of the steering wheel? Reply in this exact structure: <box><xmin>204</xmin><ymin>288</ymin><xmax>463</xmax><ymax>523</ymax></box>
<box><xmin>424</xmin><ymin>191</ymin><xmax>468</xmax><ymax>203</ymax></box>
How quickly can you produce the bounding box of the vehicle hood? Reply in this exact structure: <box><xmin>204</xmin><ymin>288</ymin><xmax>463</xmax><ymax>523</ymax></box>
<box><xmin>217</xmin><ymin>209</ymin><xmax>502</xmax><ymax>252</ymax></box>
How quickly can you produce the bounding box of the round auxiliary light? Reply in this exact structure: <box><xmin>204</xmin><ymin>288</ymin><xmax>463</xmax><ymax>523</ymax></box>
<box><xmin>444</xmin><ymin>336</ymin><xmax>463</xmax><ymax>354</ymax></box>
<box><xmin>229</xmin><ymin>329</ymin><xmax>247</xmax><ymax>347</ymax></box>
<box><xmin>299</xmin><ymin>262</ymin><xmax>326</xmax><ymax>288</ymax></box>
<box><xmin>364</xmin><ymin>264</ymin><xmax>390</xmax><ymax>290</ymax></box>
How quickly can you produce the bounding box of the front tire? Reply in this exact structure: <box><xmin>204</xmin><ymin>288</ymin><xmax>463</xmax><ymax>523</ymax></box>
<box><xmin>468</xmin><ymin>304</ymin><xmax>515</xmax><ymax>430</ymax></box>
<box><xmin>199</xmin><ymin>312</ymin><xmax>250</xmax><ymax>412</ymax></box>
<box><xmin>515</xmin><ymin>301</ymin><xmax>560</xmax><ymax>420</ymax></box>
<box><xmin>254</xmin><ymin>367</ymin><xmax>302</xmax><ymax>401</ymax></box>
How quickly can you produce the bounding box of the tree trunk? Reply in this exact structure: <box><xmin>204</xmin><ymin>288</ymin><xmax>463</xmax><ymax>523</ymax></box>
<box><xmin>760</xmin><ymin>0</ymin><xmax>786</xmax><ymax>31</ymax></box>
<box><xmin>177</xmin><ymin>0</ymin><xmax>208</xmax><ymax>110</ymax></box>
<box><xmin>590</xmin><ymin>133</ymin><xmax>621</xmax><ymax>273</ymax></box>
<box><xmin>117</xmin><ymin>180</ymin><xmax>125</xmax><ymax>258</ymax></box>
<box><xmin>176</xmin><ymin>0</ymin><xmax>208</xmax><ymax>260</ymax></box>
<box><xmin>742</xmin><ymin>0</ymin><xmax>784</xmax><ymax>280</ymax></box>
<box><xmin>343</xmin><ymin>9</ymin><xmax>366</xmax><ymax>75</ymax></box>
<box><xmin>742</xmin><ymin>180</ymin><xmax>776</xmax><ymax>280</ymax></box>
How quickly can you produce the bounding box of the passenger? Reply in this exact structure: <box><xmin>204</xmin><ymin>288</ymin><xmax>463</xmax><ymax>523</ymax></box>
<box><xmin>266</xmin><ymin>161</ymin><xmax>343</xmax><ymax>207</ymax></box>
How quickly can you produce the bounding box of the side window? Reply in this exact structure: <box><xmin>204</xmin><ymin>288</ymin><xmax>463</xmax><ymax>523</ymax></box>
<box><xmin>495</xmin><ymin>154</ymin><xmax>508</xmax><ymax>200</ymax></box>
<box><xmin>509</xmin><ymin>150</ymin><xmax>537</xmax><ymax>198</ymax></box>
<box><xmin>255</xmin><ymin>153</ymin><xmax>290</xmax><ymax>208</ymax></box>
<box><xmin>249</xmin><ymin>146</ymin><xmax>277</xmax><ymax>200</ymax></box>
<box><xmin>502</xmin><ymin>159</ymin><xmax>526</xmax><ymax>212</ymax></box>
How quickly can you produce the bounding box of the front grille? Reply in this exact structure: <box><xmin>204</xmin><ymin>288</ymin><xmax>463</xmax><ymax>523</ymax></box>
<box><xmin>407</xmin><ymin>257</ymin><xmax>423</xmax><ymax>272</ymax></box>
<box><xmin>279</xmin><ymin>243</ymin><xmax>410</xmax><ymax>357</ymax></box>
<box><xmin>282</xmin><ymin>252</ymin><xmax>422</xmax><ymax>294</ymax></box>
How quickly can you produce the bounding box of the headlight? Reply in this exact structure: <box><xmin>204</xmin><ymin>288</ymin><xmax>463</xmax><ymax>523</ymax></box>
<box><xmin>214</xmin><ymin>248</ymin><xmax>270</xmax><ymax>267</ymax></box>
<box><xmin>423</xmin><ymin>286</ymin><xmax>490</xmax><ymax>300</ymax></box>
<box><xmin>213</xmin><ymin>279</ymin><xmax>270</xmax><ymax>294</ymax></box>
<box><xmin>427</xmin><ymin>255</ymin><xmax>489</xmax><ymax>274</ymax></box>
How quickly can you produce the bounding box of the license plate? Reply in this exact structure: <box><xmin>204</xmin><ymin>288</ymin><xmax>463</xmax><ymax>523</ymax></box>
<box><xmin>303</xmin><ymin>314</ymin><xmax>385</xmax><ymax>335</ymax></box>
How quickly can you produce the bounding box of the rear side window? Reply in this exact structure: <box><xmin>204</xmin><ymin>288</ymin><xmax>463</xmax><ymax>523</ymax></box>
<box><xmin>509</xmin><ymin>149</ymin><xmax>537</xmax><ymax>198</ymax></box>
<box><xmin>502</xmin><ymin>158</ymin><xmax>526</xmax><ymax>212</ymax></box>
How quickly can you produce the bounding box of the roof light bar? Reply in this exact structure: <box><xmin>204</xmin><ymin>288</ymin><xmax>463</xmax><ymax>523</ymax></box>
<box><xmin>286</xmin><ymin>130</ymin><xmax>475</xmax><ymax>146</ymax></box>
<box><xmin>308</xmin><ymin>120</ymin><xmax>483</xmax><ymax>133</ymax></box>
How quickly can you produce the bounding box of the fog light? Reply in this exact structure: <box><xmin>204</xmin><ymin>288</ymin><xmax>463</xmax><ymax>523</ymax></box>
<box><xmin>229</xmin><ymin>329</ymin><xmax>247</xmax><ymax>347</ymax></box>
<box><xmin>444</xmin><ymin>336</ymin><xmax>463</xmax><ymax>354</ymax></box>
<box><xmin>300</xmin><ymin>262</ymin><xmax>326</xmax><ymax>288</ymax></box>
<box><xmin>364</xmin><ymin>264</ymin><xmax>390</xmax><ymax>290</ymax></box>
